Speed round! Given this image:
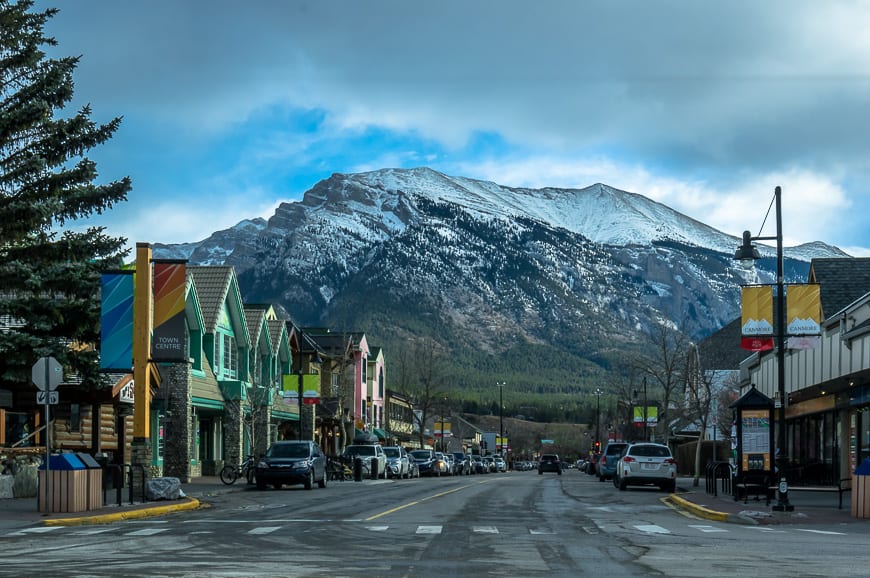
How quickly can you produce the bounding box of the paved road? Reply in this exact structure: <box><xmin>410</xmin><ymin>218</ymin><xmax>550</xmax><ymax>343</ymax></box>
<box><xmin>0</xmin><ymin>471</ymin><xmax>866</xmax><ymax>577</ymax></box>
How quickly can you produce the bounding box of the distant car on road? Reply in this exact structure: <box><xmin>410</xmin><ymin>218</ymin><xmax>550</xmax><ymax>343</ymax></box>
<box><xmin>538</xmin><ymin>454</ymin><xmax>562</xmax><ymax>475</ymax></box>
<box><xmin>255</xmin><ymin>440</ymin><xmax>328</xmax><ymax>490</ymax></box>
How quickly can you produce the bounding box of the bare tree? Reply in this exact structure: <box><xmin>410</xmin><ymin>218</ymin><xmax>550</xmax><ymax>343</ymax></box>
<box><xmin>684</xmin><ymin>344</ymin><xmax>713</xmax><ymax>486</ymax></box>
<box><xmin>636</xmin><ymin>322</ymin><xmax>692</xmax><ymax>445</ymax></box>
<box><xmin>405</xmin><ymin>337</ymin><xmax>449</xmax><ymax>448</ymax></box>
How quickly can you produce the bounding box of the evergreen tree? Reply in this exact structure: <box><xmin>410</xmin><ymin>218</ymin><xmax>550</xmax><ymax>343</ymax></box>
<box><xmin>0</xmin><ymin>1</ymin><xmax>131</xmax><ymax>390</ymax></box>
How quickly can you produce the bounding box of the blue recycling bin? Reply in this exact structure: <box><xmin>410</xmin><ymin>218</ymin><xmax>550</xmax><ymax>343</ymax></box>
<box><xmin>38</xmin><ymin>453</ymin><xmax>88</xmax><ymax>513</ymax></box>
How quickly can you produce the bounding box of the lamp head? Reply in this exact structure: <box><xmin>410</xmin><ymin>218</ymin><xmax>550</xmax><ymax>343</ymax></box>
<box><xmin>733</xmin><ymin>230</ymin><xmax>761</xmax><ymax>269</ymax></box>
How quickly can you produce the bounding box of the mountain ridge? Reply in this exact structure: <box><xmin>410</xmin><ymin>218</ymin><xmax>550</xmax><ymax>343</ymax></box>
<box><xmin>153</xmin><ymin>168</ymin><xmax>847</xmax><ymax>401</ymax></box>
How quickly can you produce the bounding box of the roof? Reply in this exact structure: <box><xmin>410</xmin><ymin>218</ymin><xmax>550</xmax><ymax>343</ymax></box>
<box><xmin>188</xmin><ymin>266</ymin><xmax>233</xmax><ymax>334</ymax></box>
<box><xmin>808</xmin><ymin>257</ymin><xmax>870</xmax><ymax>318</ymax></box>
<box><xmin>188</xmin><ymin>266</ymin><xmax>251</xmax><ymax>347</ymax></box>
<box><xmin>244</xmin><ymin>306</ymin><xmax>269</xmax><ymax>353</ymax></box>
<box><xmin>697</xmin><ymin>318</ymin><xmax>748</xmax><ymax>371</ymax></box>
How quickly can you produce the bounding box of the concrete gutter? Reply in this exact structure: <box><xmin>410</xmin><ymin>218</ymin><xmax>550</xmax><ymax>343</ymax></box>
<box><xmin>42</xmin><ymin>497</ymin><xmax>201</xmax><ymax>527</ymax></box>
<box><xmin>666</xmin><ymin>494</ymin><xmax>756</xmax><ymax>525</ymax></box>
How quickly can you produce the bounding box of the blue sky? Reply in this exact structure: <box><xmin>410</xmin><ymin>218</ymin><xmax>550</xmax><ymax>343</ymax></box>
<box><xmin>43</xmin><ymin>1</ymin><xmax>870</xmax><ymax>256</ymax></box>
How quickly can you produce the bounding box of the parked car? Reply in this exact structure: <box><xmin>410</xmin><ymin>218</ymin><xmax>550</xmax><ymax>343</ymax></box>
<box><xmin>342</xmin><ymin>443</ymin><xmax>387</xmax><ymax>479</ymax></box>
<box><xmin>434</xmin><ymin>452</ymin><xmax>452</xmax><ymax>476</ymax></box>
<box><xmin>494</xmin><ymin>456</ymin><xmax>507</xmax><ymax>472</ymax></box>
<box><xmin>598</xmin><ymin>442</ymin><xmax>629</xmax><ymax>482</ymax></box>
<box><xmin>441</xmin><ymin>452</ymin><xmax>456</xmax><ymax>475</ymax></box>
<box><xmin>483</xmin><ymin>456</ymin><xmax>497</xmax><ymax>473</ymax></box>
<box><xmin>383</xmin><ymin>446</ymin><xmax>411</xmax><ymax>479</ymax></box>
<box><xmin>408</xmin><ymin>458</ymin><xmax>420</xmax><ymax>478</ymax></box>
<box><xmin>470</xmin><ymin>454</ymin><xmax>486</xmax><ymax>474</ymax></box>
<box><xmin>410</xmin><ymin>449</ymin><xmax>446</xmax><ymax>477</ymax></box>
<box><xmin>614</xmin><ymin>442</ymin><xmax>677</xmax><ymax>492</ymax></box>
<box><xmin>255</xmin><ymin>440</ymin><xmax>328</xmax><ymax>490</ymax></box>
<box><xmin>452</xmin><ymin>452</ymin><xmax>472</xmax><ymax>475</ymax></box>
<box><xmin>538</xmin><ymin>453</ymin><xmax>562</xmax><ymax>475</ymax></box>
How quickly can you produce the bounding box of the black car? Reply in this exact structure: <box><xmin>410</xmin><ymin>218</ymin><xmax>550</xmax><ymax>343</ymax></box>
<box><xmin>255</xmin><ymin>440</ymin><xmax>328</xmax><ymax>490</ymax></box>
<box><xmin>538</xmin><ymin>453</ymin><xmax>562</xmax><ymax>475</ymax></box>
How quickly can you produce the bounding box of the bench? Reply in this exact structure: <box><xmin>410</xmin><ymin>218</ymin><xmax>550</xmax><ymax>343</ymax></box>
<box><xmin>734</xmin><ymin>474</ymin><xmax>774</xmax><ymax>505</ymax></box>
<box><xmin>787</xmin><ymin>478</ymin><xmax>851</xmax><ymax>510</ymax></box>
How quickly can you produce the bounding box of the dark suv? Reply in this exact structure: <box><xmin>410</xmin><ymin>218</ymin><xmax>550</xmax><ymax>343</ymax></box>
<box><xmin>598</xmin><ymin>442</ymin><xmax>629</xmax><ymax>481</ymax></box>
<box><xmin>538</xmin><ymin>454</ymin><xmax>562</xmax><ymax>475</ymax></box>
<box><xmin>255</xmin><ymin>440</ymin><xmax>328</xmax><ymax>490</ymax></box>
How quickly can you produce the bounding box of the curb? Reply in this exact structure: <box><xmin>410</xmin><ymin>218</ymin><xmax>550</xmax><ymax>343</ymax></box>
<box><xmin>666</xmin><ymin>494</ymin><xmax>756</xmax><ymax>525</ymax></box>
<box><xmin>42</xmin><ymin>497</ymin><xmax>202</xmax><ymax>527</ymax></box>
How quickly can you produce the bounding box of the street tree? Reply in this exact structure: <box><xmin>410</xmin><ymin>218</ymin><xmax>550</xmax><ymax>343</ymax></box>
<box><xmin>636</xmin><ymin>322</ymin><xmax>692</xmax><ymax>445</ymax></box>
<box><xmin>0</xmin><ymin>1</ymin><xmax>130</xmax><ymax>400</ymax></box>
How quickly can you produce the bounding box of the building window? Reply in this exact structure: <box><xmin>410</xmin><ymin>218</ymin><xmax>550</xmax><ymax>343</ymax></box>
<box><xmin>70</xmin><ymin>403</ymin><xmax>81</xmax><ymax>433</ymax></box>
<box><xmin>224</xmin><ymin>334</ymin><xmax>237</xmax><ymax>378</ymax></box>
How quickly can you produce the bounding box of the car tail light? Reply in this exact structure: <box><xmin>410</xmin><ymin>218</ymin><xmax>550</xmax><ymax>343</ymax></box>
<box><xmin>664</xmin><ymin>458</ymin><xmax>676</xmax><ymax>465</ymax></box>
<box><xmin>622</xmin><ymin>456</ymin><xmax>635</xmax><ymax>463</ymax></box>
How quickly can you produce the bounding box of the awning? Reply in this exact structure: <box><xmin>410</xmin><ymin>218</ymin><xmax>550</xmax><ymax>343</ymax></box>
<box><xmin>373</xmin><ymin>428</ymin><xmax>388</xmax><ymax>440</ymax></box>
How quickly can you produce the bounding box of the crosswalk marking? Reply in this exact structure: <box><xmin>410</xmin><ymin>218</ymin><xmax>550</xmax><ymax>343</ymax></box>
<box><xmin>2</xmin><ymin>521</ymin><xmax>850</xmax><ymax>540</ymax></box>
<box><xmin>247</xmin><ymin>526</ymin><xmax>281</xmax><ymax>535</ymax></box>
<box><xmin>688</xmin><ymin>525</ymin><xmax>728</xmax><ymax>533</ymax></box>
<box><xmin>634</xmin><ymin>524</ymin><xmax>670</xmax><ymax>534</ymax></box>
<box><xmin>124</xmin><ymin>528</ymin><xmax>168</xmax><ymax>536</ymax></box>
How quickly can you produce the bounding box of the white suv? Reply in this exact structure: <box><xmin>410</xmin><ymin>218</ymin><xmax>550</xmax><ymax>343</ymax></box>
<box><xmin>614</xmin><ymin>442</ymin><xmax>677</xmax><ymax>492</ymax></box>
<box><xmin>342</xmin><ymin>444</ymin><xmax>387</xmax><ymax>479</ymax></box>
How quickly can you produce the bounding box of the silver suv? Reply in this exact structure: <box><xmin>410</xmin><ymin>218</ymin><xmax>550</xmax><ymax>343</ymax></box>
<box><xmin>614</xmin><ymin>442</ymin><xmax>677</xmax><ymax>492</ymax></box>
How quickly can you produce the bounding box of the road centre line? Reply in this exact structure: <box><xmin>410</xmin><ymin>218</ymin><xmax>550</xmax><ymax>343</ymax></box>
<box><xmin>366</xmin><ymin>480</ymin><xmax>493</xmax><ymax>521</ymax></box>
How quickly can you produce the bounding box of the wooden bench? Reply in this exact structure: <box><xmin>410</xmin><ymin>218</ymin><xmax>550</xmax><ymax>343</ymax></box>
<box><xmin>787</xmin><ymin>478</ymin><xmax>851</xmax><ymax>510</ymax></box>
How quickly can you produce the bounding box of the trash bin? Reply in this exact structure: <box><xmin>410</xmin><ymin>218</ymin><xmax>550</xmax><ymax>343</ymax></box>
<box><xmin>851</xmin><ymin>459</ymin><xmax>870</xmax><ymax>519</ymax></box>
<box><xmin>76</xmin><ymin>453</ymin><xmax>104</xmax><ymax>510</ymax></box>
<box><xmin>38</xmin><ymin>453</ymin><xmax>87</xmax><ymax>513</ymax></box>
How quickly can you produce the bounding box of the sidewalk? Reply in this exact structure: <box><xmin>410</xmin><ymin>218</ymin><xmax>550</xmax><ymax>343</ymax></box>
<box><xmin>0</xmin><ymin>476</ymin><xmax>246</xmax><ymax>529</ymax></box>
<box><xmin>668</xmin><ymin>476</ymin><xmax>862</xmax><ymax>525</ymax></box>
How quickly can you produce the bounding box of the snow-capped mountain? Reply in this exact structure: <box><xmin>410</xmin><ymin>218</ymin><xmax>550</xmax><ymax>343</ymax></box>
<box><xmin>153</xmin><ymin>168</ymin><xmax>847</xmax><ymax>392</ymax></box>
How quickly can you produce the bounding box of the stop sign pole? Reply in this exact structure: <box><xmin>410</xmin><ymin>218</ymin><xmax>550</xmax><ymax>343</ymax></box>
<box><xmin>32</xmin><ymin>356</ymin><xmax>62</xmax><ymax>512</ymax></box>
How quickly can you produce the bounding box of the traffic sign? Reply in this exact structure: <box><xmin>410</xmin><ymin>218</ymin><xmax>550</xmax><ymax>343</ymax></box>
<box><xmin>32</xmin><ymin>356</ymin><xmax>62</xmax><ymax>391</ymax></box>
<box><xmin>36</xmin><ymin>391</ymin><xmax>59</xmax><ymax>405</ymax></box>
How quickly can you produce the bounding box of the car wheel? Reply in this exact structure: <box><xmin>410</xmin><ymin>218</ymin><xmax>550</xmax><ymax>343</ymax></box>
<box><xmin>318</xmin><ymin>468</ymin><xmax>327</xmax><ymax>489</ymax></box>
<box><xmin>664</xmin><ymin>480</ymin><xmax>676</xmax><ymax>493</ymax></box>
<box><xmin>304</xmin><ymin>470</ymin><xmax>314</xmax><ymax>490</ymax></box>
<box><xmin>272</xmin><ymin>483</ymin><xmax>282</xmax><ymax>490</ymax></box>
<box><xmin>256</xmin><ymin>479</ymin><xmax>266</xmax><ymax>491</ymax></box>
<box><xmin>538</xmin><ymin>470</ymin><xmax>543</xmax><ymax>475</ymax></box>
<box><xmin>618</xmin><ymin>477</ymin><xmax>627</xmax><ymax>491</ymax></box>
<box><xmin>599</xmin><ymin>475</ymin><xmax>605</xmax><ymax>482</ymax></box>
<box><xmin>612</xmin><ymin>475</ymin><xmax>619</xmax><ymax>489</ymax></box>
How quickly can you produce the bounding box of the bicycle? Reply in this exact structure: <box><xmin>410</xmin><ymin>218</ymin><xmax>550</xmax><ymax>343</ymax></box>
<box><xmin>327</xmin><ymin>456</ymin><xmax>354</xmax><ymax>481</ymax></box>
<box><xmin>219</xmin><ymin>454</ymin><xmax>257</xmax><ymax>485</ymax></box>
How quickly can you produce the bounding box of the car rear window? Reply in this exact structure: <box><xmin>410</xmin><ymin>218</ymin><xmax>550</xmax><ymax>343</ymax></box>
<box><xmin>605</xmin><ymin>444</ymin><xmax>627</xmax><ymax>456</ymax></box>
<box><xmin>629</xmin><ymin>445</ymin><xmax>671</xmax><ymax>458</ymax></box>
<box><xmin>345</xmin><ymin>446</ymin><xmax>375</xmax><ymax>456</ymax></box>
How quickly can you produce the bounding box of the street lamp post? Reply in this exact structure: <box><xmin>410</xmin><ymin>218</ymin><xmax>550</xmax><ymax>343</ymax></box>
<box><xmin>593</xmin><ymin>388</ymin><xmax>604</xmax><ymax>451</ymax></box>
<box><xmin>496</xmin><ymin>382</ymin><xmax>506</xmax><ymax>455</ymax></box>
<box><xmin>734</xmin><ymin>185</ymin><xmax>793</xmax><ymax>512</ymax></box>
